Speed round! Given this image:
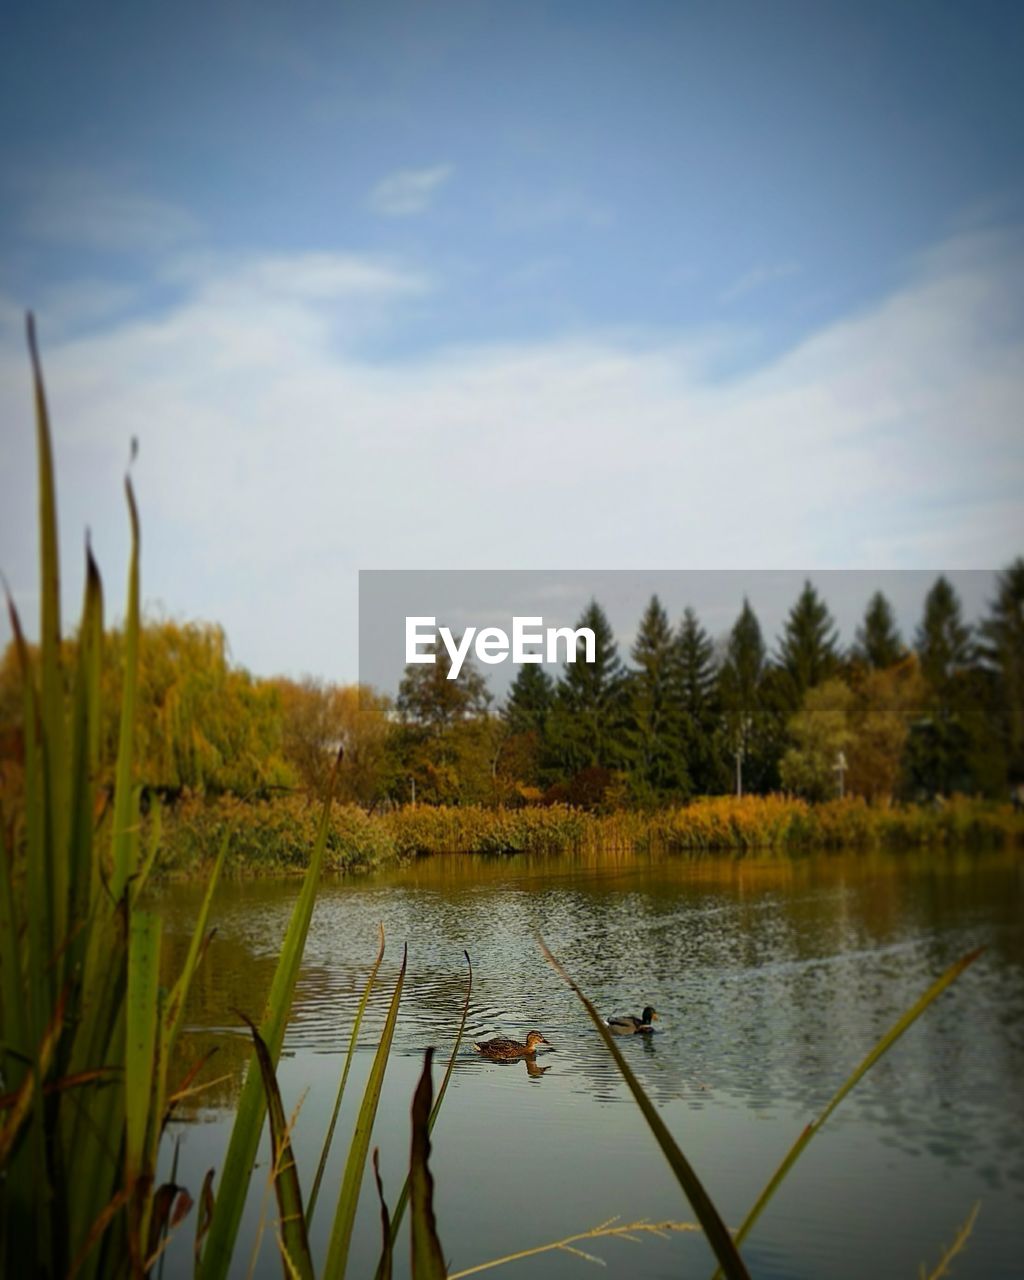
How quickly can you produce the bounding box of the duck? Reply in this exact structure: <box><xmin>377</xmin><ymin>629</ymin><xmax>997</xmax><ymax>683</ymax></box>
<box><xmin>473</xmin><ymin>1030</ymin><xmax>552</xmax><ymax>1059</ymax></box>
<box><xmin>605</xmin><ymin>1005</ymin><xmax>658</xmax><ymax>1035</ymax></box>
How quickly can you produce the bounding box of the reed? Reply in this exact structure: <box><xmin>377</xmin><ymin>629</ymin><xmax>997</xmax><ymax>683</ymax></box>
<box><xmin>154</xmin><ymin>792</ymin><xmax>1024</xmax><ymax>876</ymax></box>
<box><xmin>0</xmin><ymin>319</ymin><xmax>229</xmax><ymax>1278</ymax></box>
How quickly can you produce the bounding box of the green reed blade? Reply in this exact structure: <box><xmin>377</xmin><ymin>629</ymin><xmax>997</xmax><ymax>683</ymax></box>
<box><xmin>382</xmin><ymin>949</ymin><xmax>472</xmax><ymax>1267</ymax></box>
<box><xmin>110</xmin><ymin>473</ymin><xmax>141</xmax><ymax>900</ymax></box>
<box><xmin>164</xmin><ymin>828</ymin><xmax>230</xmax><ymax>1056</ymax></box>
<box><xmin>719</xmin><ymin>946</ymin><xmax>984</xmax><ymax>1272</ymax></box>
<box><xmin>194</xmin><ymin>1169</ymin><xmax>215</xmax><ymax>1279</ymax></box>
<box><xmin>409</xmin><ymin>1048</ymin><xmax>447</xmax><ymax>1280</ymax></box>
<box><xmin>66</xmin><ymin>547</ymin><xmax>104</xmax><ymax>1007</ymax></box>
<box><xmin>133</xmin><ymin>798</ymin><xmax>163</xmax><ymax>906</ymax></box>
<box><xmin>0</xmin><ymin>791</ymin><xmax>28</xmax><ymax>1089</ymax></box>
<box><xmin>239</xmin><ymin>1013</ymin><xmax>315</xmax><ymax>1280</ymax></box>
<box><xmin>308</xmin><ymin>922</ymin><xmax>387</xmax><ymax>1224</ymax></box>
<box><xmin>537</xmin><ymin>933</ymin><xmax>751</xmax><ymax>1280</ymax></box>
<box><xmin>4</xmin><ymin>592</ymin><xmax>54</xmax><ymax>1273</ymax></box>
<box><xmin>322</xmin><ymin>943</ymin><xmax>407</xmax><ymax>1280</ymax></box>
<box><xmin>198</xmin><ymin>751</ymin><xmax>342</xmax><ymax>1280</ymax></box>
<box><xmin>126</xmin><ymin>911</ymin><xmax>162</xmax><ymax>1261</ymax></box>
<box><xmin>27</xmin><ymin>316</ymin><xmax>67</xmax><ymax>987</ymax></box>
<box><xmin>372</xmin><ymin>1149</ymin><xmax>393</xmax><ymax>1280</ymax></box>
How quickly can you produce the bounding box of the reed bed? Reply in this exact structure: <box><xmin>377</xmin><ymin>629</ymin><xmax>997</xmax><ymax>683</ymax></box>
<box><xmin>154</xmin><ymin>792</ymin><xmax>1024</xmax><ymax>875</ymax></box>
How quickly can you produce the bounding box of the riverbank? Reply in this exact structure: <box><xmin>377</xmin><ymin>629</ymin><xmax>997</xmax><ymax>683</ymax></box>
<box><xmin>154</xmin><ymin>793</ymin><xmax>1024</xmax><ymax>876</ymax></box>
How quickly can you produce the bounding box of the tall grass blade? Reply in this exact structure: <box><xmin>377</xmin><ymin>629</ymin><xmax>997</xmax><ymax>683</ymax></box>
<box><xmin>239</xmin><ymin>1014</ymin><xmax>315</xmax><ymax>1280</ymax></box>
<box><xmin>719</xmin><ymin>946</ymin><xmax>984</xmax><ymax>1272</ymax></box>
<box><xmin>308</xmin><ymin>922</ymin><xmax>387</xmax><ymax>1224</ymax></box>
<box><xmin>920</xmin><ymin>1201</ymin><xmax>980</xmax><ymax>1280</ymax></box>
<box><xmin>66</xmin><ymin>547</ymin><xmax>103</xmax><ymax>996</ymax></box>
<box><xmin>27</xmin><ymin>315</ymin><xmax>67</xmax><ymax>999</ymax></box>
<box><xmin>110</xmin><ymin>473</ymin><xmax>141</xmax><ymax>900</ymax></box>
<box><xmin>198</xmin><ymin>750</ymin><xmax>342</xmax><ymax>1280</ymax></box>
<box><xmin>322</xmin><ymin>943</ymin><xmax>407</xmax><ymax>1280</ymax></box>
<box><xmin>164</xmin><ymin>828</ymin><xmax>230</xmax><ymax>1053</ymax></box>
<box><xmin>447</xmin><ymin>1219</ymin><xmax>702</xmax><ymax>1279</ymax></box>
<box><xmin>126</xmin><ymin>911</ymin><xmax>162</xmax><ymax>1264</ymax></box>
<box><xmin>372</xmin><ymin>1150</ymin><xmax>393</xmax><ymax>1280</ymax></box>
<box><xmin>409</xmin><ymin>1048</ymin><xmax>447</xmax><ymax>1280</ymax></box>
<box><xmin>537</xmin><ymin>933</ymin><xmax>750</xmax><ymax>1280</ymax></box>
<box><xmin>381</xmin><ymin>949</ymin><xmax>472</xmax><ymax>1269</ymax></box>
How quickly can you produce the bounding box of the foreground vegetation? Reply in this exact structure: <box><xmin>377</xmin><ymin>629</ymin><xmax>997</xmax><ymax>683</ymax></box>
<box><xmin>157</xmin><ymin>792</ymin><xmax>1024</xmax><ymax>875</ymax></box>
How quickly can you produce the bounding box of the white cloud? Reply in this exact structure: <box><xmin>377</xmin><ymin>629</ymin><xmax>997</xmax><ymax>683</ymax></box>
<box><xmin>14</xmin><ymin>168</ymin><xmax>201</xmax><ymax>254</ymax></box>
<box><xmin>720</xmin><ymin>261</ymin><xmax>801</xmax><ymax>304</ymax></box>
<box><xmin>1</xmin><ymin>229</ymin><xmax>1021</xmax><ymax>683</ymax></box>
<box><xmin>368</xmin><ymin>164</ymin><xmax>453</xmax><ymax>216</ymax></box>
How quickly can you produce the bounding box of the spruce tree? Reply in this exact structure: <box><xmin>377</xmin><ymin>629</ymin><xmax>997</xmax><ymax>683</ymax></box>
<box><xmin>718</xmin><ymin>599</ymin><xmax>780</xmax><ymax>793</ymax></box>
<box><xmin>623</xmin><ymin>595</ymin><xmax>689</xmax><ymax>802</ymax></box>
<box><xmin>915</xmin><ymin>575</ymin><xmax>973</xmax><ymax>689</ymax></box>
<box><xmin>503</xmin><ymin>663</ymin><xmax>555</xmax><ymax>737</ymax></box>
<box><xmin>777</xmin><ymin>580</ymin><xmax>840</xmax><ymax>714</ymax></box>
<box><xmin>675</xmin><ymin>606</ymin><xmax>723</xmax><ymax>794</ymax></box>
<box><xmin>549</xmin><ymin>599</ymin><xmax>626</xmax><ymax>775</ymax></box>
<box><xmin>853</xmin><ymin>591</ymin><xmax>905</xmax><ymax>669</ymax></box>
<box><xmin>979</xmin><ymin>558</ymin><xmax>1024</xmax><ymax>787</ymax></box>
<box><xmin>906</xmin><ymin>576</ymin><xmax>980</xmax><ymax>796</ymax></box>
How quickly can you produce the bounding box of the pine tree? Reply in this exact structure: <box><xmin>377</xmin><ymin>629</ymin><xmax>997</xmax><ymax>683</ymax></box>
<box><xmin>915</xmin><ymin>576</ymin><xmax>973</xmax><ymax>690</ymax></box>
<box><xmin>777</xmin><ymin>580</ymin><xmax>840</xmax><ymax>714</ymax></box>
<box><xmin>979</xmin><ymin>558</ymin><xmax>1024</xmax><ymax>787</ymax></box>
<box><xmin>500</xmin><ymin>663</ymin><xmax>557</xmax><ymax>792</ymax></box>
<box><xmin>503</xmin><ymin>663</ymin><xmax>555</xmax><ymax>737</ymax></box>
<box><xmin>623</xmin><ymin>595</ymin><xmax>689</xmax><ymax>802</ymax></box>
<box><xmin>549</xmin><ymin>600</ymin><xmax>626</xmax><ymax>775</ymax></box>
<box><xmin>717</xmin><ymin>599</ymin><xmax>780</xmax><ymax>793</ymax></box>
<box><xmin>853</xmin><ymin>591</ymin><xmax>905</xmax><ymax>669</ymax></box>
<box><xmin>675</xmin><ymin>606</ymin><xmax>723</xmax><ymax>794</ymax></box>
<box><xmin>906</xmin><ymin>576</ymin><xmax>982</xmax><ymax>796</ymax></box>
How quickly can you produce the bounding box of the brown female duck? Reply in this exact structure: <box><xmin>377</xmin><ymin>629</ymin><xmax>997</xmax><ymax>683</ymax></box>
<box><xmin>473</xmin><ymin>1030</ymin><xmax>551</xmax><ymax>1059</ymax></box>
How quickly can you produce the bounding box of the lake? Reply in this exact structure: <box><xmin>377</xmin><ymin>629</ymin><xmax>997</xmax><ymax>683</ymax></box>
<box><xmin>157</xmin><ymin>848</ymin><xmax>1024</xmax><ymax>1279</ymax></box>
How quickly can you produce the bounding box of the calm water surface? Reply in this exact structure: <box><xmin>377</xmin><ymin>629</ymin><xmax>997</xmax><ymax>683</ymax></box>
<box><xmin>158</xmin><ymin>849</ymin><xmax>1024</xmax><ymax>1279</ymax></box>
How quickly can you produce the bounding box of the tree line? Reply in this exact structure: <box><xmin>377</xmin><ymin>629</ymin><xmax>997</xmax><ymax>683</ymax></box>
<box><xmin>0</xmin><ymin>562</ymin><xmax>1021</xmax><ymax>812</ymax></box>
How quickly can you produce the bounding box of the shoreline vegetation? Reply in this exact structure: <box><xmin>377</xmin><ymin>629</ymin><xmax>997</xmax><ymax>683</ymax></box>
<box><xmin>156</xmin><ymin>792</ymin><xmax>1024</xmax><ymax>877</ymax></box>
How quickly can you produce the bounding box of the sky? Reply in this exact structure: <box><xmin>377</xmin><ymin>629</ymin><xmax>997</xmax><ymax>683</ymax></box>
<box><xmin>1</xmin><ymin>1</ymin><xmax>1022</xmax><ymax>683</ymax></box>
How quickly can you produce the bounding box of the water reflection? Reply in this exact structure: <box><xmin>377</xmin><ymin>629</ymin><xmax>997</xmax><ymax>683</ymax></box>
<box><xmin>156</xmin><ymin>848</ymin><xmax>1024</xmax><ymax>1279</ymax></box>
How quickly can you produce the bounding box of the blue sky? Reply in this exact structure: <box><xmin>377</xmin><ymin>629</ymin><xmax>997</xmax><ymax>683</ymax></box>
<box><xmin>1</xmin><ymin>2</ymin><xmax>1022</xmax><ymax>681</ymax></box>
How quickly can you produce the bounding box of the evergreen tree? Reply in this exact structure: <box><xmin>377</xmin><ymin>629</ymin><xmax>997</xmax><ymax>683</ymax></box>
<box><xmin>853</xmin><ymin>591</ymin><xmax>905</xmax><ymax>669</ymax></box>
<box><xmin>549</xmin><ymin>600</ymin><xmax>626</xmax><ymax>775</ymax></box>
<box><xmin>915</xmin><ymin>576</ymin><xmax>973</xmax><ymax>690</ymax></box>
<box><xmin>717</xmin><ymin>599</ymin><xmax>780</xmax><ymax>793</ymax></box>
<box><xmin>675</xmin><ymin>606</ymin><xmax>723</xmax><ymax>794</ymax></box>
<box><xmin>777</xmin><ymin>580</ymin><xmax>840</xmax><ymax>713</ymax></box>
<box><xmin>500</xmin><ymin>662</ymin><xmax>556</xmax><ymax>792</ymax></box>
<box><xmin>503</xmin><ymin>663</ymin><xmax>555</xmax><ymax>737</ymax></box>
<box><xmin>979</xmin><ymin>558</ymin><xmax>1024</xmax><ymax>786</ymax></box>
<box><xmin>623</xmin><ymin>595</ymin><xmax>689</xmax><ymax>802</ymax></box>
<box><xmin>906</xmin><ymin>576</ymin><xmax>987</xmax><ymax>796</ymax></box>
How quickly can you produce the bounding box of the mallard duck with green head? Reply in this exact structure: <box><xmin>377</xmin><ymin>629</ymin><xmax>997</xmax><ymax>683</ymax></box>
<box><xmin>605</xmin><ymin>1006</ymin><xmax>658</xmax><ymax>1035</ymax></box>
<box><xmin>473</xmin><ymin>1030</ymin><xmax>551</xmax><ymax>1059</ymax></box>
